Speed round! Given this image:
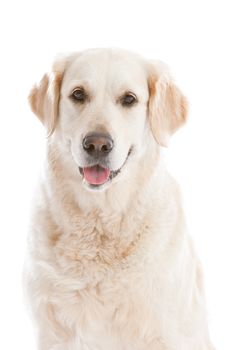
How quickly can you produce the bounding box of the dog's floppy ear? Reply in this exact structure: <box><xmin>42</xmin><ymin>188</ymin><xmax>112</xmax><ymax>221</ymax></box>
<box><xmin>148</xmin><ymin>62</ymin><xmax>188</xmax><ymax>147</ymax></box>
<box><xmin>28</xmin><ymin>61</ymin><xmax>65</xmax><ymax>136</ymax></box>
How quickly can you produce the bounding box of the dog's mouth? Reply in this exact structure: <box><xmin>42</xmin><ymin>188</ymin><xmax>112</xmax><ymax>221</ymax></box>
<box><xmin>79</xmin><ymin>165</ymin><xmax>117</xmax><ymax>186</ymax></box>
<box><xmin>79</xmin><ymin>148</ymin><xmax>132</xmax><ymax>189</ymax></box>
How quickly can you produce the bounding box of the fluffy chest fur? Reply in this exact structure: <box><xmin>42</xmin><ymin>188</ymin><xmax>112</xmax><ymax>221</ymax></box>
<box><xmin>29</xmin><ymin>202</ymin><xmax>176</xmax><ymax>349</ymax></box>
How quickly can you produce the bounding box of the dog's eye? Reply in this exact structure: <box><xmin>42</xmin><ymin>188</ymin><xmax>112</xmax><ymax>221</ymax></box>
<box><xmin>121</xmin><ymin>93</ymin><xmax>137</xmax><ymax>107</ymax></box>
<box><xmin>70</xmin><ymin>88</ymin><xmax>87</xmax><ymax>103</ymax></box>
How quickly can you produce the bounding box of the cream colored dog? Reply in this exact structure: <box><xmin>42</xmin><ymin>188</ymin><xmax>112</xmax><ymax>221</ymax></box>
<box><xmin>25</xmin><ymin>48</ymin><xmax>213</xmax><ymax>350</ymax></box>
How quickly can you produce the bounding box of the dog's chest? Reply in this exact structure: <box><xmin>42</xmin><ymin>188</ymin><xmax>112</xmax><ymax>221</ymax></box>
<box><xmin>36</xmin><ymin>208</ymin><xmax>169</xmax><ymax>347</ymax></box>
<box><xmin>50</xmin><ymin>211</ymin><xmax>151</xmax><ymax>286</ymax></box>
<box><xmin>51</xmin><ymin>258</ymin><xmax>161</xmax><ymax>350</ymax></box>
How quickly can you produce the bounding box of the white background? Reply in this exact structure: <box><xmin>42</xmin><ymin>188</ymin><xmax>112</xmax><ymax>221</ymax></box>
<box><xmin>0</xmin><ymin>0</ymin><xmax>232</xmax><ymax>349</ymax></box>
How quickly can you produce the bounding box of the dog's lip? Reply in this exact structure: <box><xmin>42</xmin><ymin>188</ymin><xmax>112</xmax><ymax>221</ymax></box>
<box><xmin>79</xmin><ymin>147</ymin><xmax>133</xmax><ymax>187</ymax></box>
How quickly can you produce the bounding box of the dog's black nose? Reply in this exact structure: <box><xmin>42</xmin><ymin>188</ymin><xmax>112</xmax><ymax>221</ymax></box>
<box><xmin>82</xmin><ymin>132</ymin><xmax>114</xmax><ymax>156</ymax></box>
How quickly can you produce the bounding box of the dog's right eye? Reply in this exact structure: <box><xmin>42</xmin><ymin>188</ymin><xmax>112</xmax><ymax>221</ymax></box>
<box><xmin>70</xmin><ymin>88</ymin><xmax>87</xmax><ymax>103</ymax></box>
<box><xmin>120</xmin><ymin>92</ymin><xmax>137</xmax><ymax>107</ymax></box>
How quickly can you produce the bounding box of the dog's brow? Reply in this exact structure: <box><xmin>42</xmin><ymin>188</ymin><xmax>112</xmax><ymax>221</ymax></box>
<box><xmin>67</xmin><ymin>80</ymin><xmax>91</xmax><ymax>93</ymax></box>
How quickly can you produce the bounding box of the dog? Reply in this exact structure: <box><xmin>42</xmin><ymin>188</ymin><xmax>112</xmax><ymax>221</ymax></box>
<box><xmin>25</xmin><ymin>48</ymin><xmax>214</xmax><ymax>349</ymax></box>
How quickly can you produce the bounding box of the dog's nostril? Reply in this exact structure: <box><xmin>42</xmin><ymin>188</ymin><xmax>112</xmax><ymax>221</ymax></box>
<box><xmin>101</xmin><ymin>144</ymin><xmax>109</xmax><ymax>152</ymax></box>
<box><xmin>101</xmin><ymin>141</ymin><xmax>113</xmax><ymax>152</ymax></box>
<box><xmin>84</xmin><ymin>143</ymin><xmax>95</xmax><ymax>152</ymax></box>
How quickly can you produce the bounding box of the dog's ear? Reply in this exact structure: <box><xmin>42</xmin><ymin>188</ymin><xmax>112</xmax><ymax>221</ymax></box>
<box><xmin>148</xmin><ymin>62</ymin><xmax>188</xmax><ymax>147</ymax></box>
<box><xmin>28</xmin><ymin>61</ymin><xmax>65</xmax><ymax>136</ymax></box>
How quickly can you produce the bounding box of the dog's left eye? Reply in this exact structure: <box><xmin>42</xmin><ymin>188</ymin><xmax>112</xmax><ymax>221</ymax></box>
<box><xmin>121</xmin><ymin>93</ymin><xmax>137</xmax><ymax>107</ymax></box>
<box><xmin>70</xmin><ymin>88</ymin><xmax>87</xmax><ymax>103</ymax></box>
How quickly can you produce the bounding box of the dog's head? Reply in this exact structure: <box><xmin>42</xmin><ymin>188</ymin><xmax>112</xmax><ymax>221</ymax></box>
<box><xmin>29</xmin><ymin>49</ymin><xmax>187</xmax><ymax>192</ymax></box>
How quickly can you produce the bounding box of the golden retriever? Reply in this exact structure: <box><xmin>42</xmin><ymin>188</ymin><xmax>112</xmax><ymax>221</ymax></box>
<box><xmin>25</xmin><ymin>48</ymin><xmax>214</xmax><ymax>350</ymax></box>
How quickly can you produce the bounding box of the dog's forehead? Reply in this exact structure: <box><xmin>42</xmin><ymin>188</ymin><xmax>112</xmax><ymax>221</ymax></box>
<box><xmin>62</xmin><ymin>49</ymin><xmax>148</xmax><ymax>92</ymax></box>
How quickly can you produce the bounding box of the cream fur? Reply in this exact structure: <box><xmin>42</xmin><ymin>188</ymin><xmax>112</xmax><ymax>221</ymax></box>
<box><xmin>25</xmin><ymin>48</ymin><xmax>214</xmax><ymax>350</ymax></box>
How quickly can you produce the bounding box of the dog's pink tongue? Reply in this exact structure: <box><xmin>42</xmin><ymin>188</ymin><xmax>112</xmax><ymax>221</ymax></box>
<box><xmin>83</xmin><ymin>165</ymin><xmax>110</xmax><ymax>185</ymax></box>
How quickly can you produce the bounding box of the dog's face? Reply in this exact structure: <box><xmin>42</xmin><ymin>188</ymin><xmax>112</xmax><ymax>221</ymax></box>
<box><xmin>59</xmin><ymin>50</ymin><xmax>151</xmax><ymax>191</ymax></box>
<box><xmin>29</xmin><ymin>49</ymin><xmax>187</xmax><ymax>192</ymax></box>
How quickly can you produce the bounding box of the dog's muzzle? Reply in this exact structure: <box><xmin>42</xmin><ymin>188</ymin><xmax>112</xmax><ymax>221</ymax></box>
<box><xmin>79</xmin><ymin>132</ymin><xmax>132</xmax><ymax>189</ymax></box>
